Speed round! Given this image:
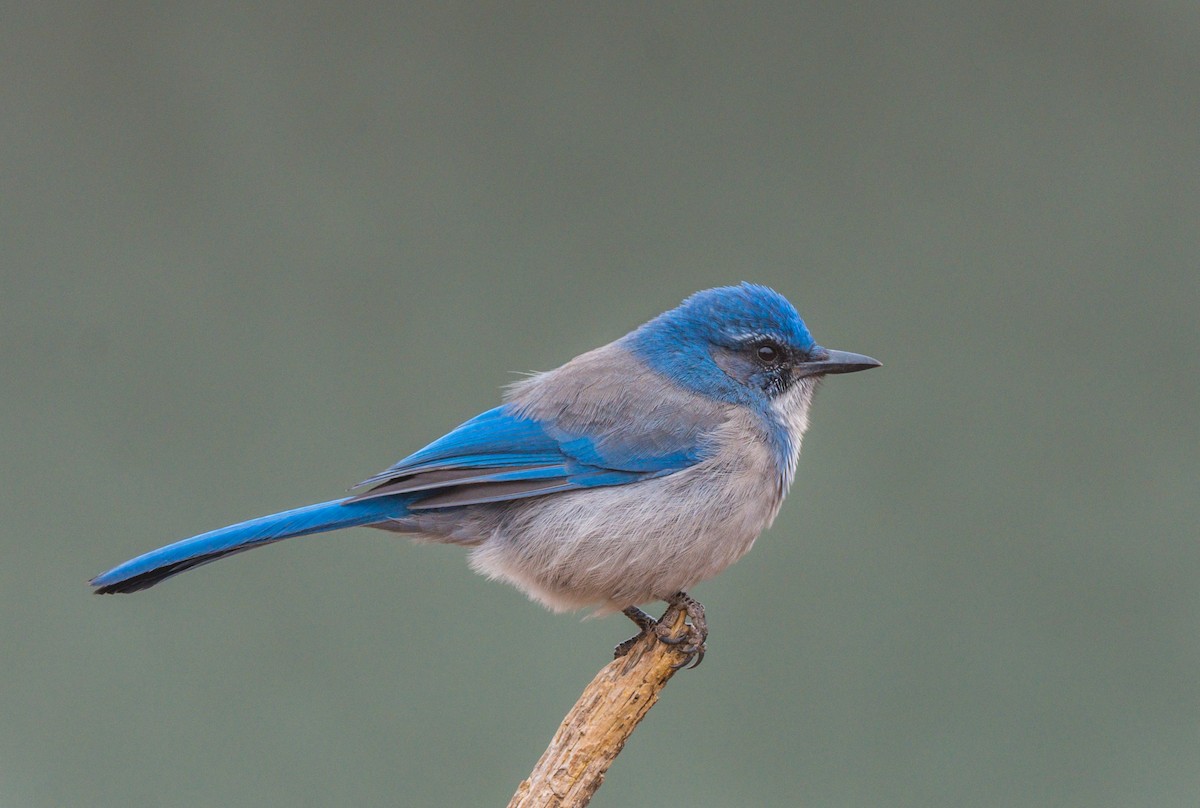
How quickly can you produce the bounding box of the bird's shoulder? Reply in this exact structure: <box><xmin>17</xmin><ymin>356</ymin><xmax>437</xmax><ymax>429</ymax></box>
<box><xmin>505</xmin><ymin>342</ymin><xmax>731</xmax><ymax>459</ymax></box>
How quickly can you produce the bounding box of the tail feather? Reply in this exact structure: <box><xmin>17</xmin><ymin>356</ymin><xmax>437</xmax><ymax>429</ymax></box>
<box><xmin>90</xmin><ymin>497</ymin><xmax>410</xmax><ymax>594</ymax></box>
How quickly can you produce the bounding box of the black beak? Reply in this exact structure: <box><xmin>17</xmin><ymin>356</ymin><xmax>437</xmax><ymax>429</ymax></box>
<box><xmin>794</xmin><ymin>347</ymin><xmax>881</xmax><ymax>378</ymax></box>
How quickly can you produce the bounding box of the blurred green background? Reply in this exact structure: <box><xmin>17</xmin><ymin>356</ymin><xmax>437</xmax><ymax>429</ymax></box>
<box><xmin>3</xmin><ymin>3</ymin><xmax>1197</xmax><ymax>806</ymax></box>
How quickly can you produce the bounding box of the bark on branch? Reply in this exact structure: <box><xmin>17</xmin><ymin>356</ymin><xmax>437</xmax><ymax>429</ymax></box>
<box><xmin>507</xmin><ymin>609</ymin><xmax>693</xmax><ymax>808</ymax></box>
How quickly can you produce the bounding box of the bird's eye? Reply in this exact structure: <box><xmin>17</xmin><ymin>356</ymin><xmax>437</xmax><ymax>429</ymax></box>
<box><xmin>754</xmin><ymin>341</ymin><xmax>783</xmax><ymax>365</ymax></box>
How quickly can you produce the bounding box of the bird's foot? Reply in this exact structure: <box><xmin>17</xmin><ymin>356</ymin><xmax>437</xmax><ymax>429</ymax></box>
<box><xmin>613</xmin><ymin>606</ymin><xmax>658</xmax><ymax>659</ymax></box>
<box><xmin>655</xmin><ymin>591</ymin><xmax>707</xmax><ymax>669</ymax></box>
<box><xmin>612</xmin><ymin>593</ymin><xmax>707</xmax><ymax>669</ymax></box>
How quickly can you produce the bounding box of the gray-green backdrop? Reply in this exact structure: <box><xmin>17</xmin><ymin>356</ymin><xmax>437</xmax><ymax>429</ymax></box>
<box><xmin>4</xmin><ymin>3</ymin><xmax>1197</xmax><ymax>807</ymax></box>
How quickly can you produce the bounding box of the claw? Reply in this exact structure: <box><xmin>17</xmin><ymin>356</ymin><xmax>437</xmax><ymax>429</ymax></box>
<box><xmin>670</xmin><ymin>645</ymin><xmax>705</xmax><ymax>669</ymax></box>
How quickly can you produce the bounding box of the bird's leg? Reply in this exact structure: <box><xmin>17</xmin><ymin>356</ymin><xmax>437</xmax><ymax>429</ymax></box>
<box><xmin>613</xmin><ymin>606</ymin><xmax>658</xmax><ymax>659</ymax></box>
<box><xmin>612</xmin><ymin>594</ymin><xmax>708</xmax><ymax>669</ymax></box>
<box><xmin>654</xmin><ymin>591</ymin><xmax>707</xmax><ymax>669</ymax></box>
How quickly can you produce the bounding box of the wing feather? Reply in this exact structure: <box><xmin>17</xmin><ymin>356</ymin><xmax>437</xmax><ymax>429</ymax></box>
<box><xmin>347</xmin><ymin>401</ymin><xmax>706</xmax><ymax>510</ymax></box>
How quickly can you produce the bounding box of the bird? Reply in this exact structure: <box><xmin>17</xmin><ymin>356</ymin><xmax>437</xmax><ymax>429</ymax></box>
<box><xmin>91</xmin><ymin>283</ymin><xmax>879</xmax><ymax>667</ymax></box>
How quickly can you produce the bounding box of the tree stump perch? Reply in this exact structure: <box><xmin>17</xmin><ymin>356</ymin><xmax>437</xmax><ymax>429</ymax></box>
<box><xmin>507</xmin><ymin>608</ymin><xmax>695</xmax><ymax>807</ymax></box>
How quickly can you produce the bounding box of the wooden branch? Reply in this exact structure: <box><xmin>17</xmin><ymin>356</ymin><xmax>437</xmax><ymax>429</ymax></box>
<box><xmin>507</xmin><ymin>609</ymin><xmax>694</xmax><ymax>808</ymax></box>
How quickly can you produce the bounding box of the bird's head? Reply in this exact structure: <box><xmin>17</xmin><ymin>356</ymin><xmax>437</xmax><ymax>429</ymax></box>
<box><xmin>623</xmin><ymin>283</ymin><xmax>880</xmax><ymax>410</ymax></box>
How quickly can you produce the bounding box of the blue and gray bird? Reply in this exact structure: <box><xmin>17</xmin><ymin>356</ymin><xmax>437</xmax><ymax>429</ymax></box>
<box><xmin>91</xmin><ymin>284</ymin><xmax>879</xmax><ymax>665</ymax></box>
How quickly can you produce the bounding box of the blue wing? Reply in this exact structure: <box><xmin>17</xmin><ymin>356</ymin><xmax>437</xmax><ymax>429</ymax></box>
<box><xmin>348</xmin><ymin>404</ymin><xmax>707</xmax><ymax>510</ymax></box>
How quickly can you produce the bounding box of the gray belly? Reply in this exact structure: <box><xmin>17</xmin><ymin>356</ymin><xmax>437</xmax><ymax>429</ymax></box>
<box><xmin>462</xmin><ymin>460</ymin><xmax>785</xmax><ymax>612</ymax></box>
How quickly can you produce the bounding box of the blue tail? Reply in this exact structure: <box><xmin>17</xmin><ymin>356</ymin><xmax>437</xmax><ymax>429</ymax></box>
<box><xmin>90</xmin><ymin>497</ymin><xmax>411</xmax><ymax>594</ymax></box>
